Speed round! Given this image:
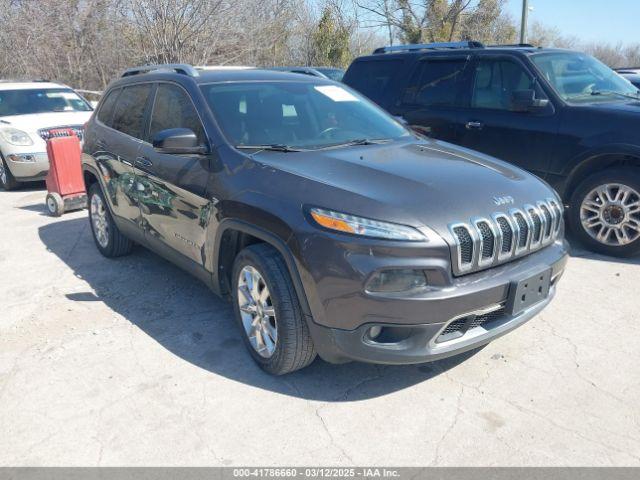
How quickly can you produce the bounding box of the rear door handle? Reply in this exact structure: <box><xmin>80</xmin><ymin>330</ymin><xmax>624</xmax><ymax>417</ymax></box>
<box><xmin>465</xmin><ymin>121</ymin><xmax>484</xmax><ymax>130</ymax></box>
<box><xmin>135</xmin><ymin>156</ymin><xmax>153</xmax><ymax>168</ymax></box>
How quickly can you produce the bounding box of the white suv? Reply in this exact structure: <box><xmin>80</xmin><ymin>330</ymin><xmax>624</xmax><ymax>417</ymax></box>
<box><xmin>0</xmin><ymin>81</ymin><xmax>93</xmax><ymax>190</ymax></box>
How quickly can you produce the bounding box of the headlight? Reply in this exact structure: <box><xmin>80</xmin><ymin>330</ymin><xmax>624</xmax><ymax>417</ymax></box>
<box><xmin>0</xmin><ymin>128</ymin><xmax>33</xmax><ymax>146</ymax></box>
<box><xmin>309</xmin><ymin>208</ymin><xmax>426</xmax><ymax>241</ymax></box>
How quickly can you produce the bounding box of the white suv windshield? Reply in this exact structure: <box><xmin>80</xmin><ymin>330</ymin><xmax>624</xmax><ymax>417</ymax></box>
<box><xmin>0</xmin><ymin>88</ymin><xmax>92</xmax><ymax>116</ymax></box>
<box><xmin>531</xmin><ymin>52</ymin><xmax>640</xmax><ymax>103</ymax></box>
<box><xmin>200</xmin><ymin>81</ymin><xmax>409</xmax><ymax>150</ymax></box>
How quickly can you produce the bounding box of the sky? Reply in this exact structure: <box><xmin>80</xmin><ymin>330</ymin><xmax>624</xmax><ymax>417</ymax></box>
<box><xmin>504</xmin><ymin>0</ymin><xmax>640</xmax><ymax>44</ymax></box>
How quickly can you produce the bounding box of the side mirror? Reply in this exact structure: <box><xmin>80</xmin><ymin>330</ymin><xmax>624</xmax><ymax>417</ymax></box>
<box><xmin>152</xmin><ymin>128</ymin><xmax>207</xmax><ymax>155</ymax></box>
<box><xmin>510</xmin><ymin>89</ymin><xmax>550</xmax><ymax>112</ymax></box>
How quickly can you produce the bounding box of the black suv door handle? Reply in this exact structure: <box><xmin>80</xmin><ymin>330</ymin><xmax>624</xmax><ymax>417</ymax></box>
<box><xmin>465</xmin><ymin>121</ymin><xmax>484</xmax><ymax>130</ymax></box>
<box><xmin>135</xmin><ymin>156</ymin><xmax>153</xmax><ymax>168</ymax></box>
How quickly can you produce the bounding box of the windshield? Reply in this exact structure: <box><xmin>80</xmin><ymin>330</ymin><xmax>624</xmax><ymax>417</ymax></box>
<box><xmin>200</xmin><ymin>81</ymin><xmax>409</xmax><ymax>150</ymax></box>
<box><xmin>0</xmin><ymin>88</ymin><xmax>92</xmax><ymax>117</ymax></box>
<box><xmin>316</xmin><ymin>68</ymin><xmax>345</xmax><ymax>82</ymax></box>
<box><xmin>531</xmin><ymin>52</ymin><xmax>640</xmax><ymax>103</ymax></box>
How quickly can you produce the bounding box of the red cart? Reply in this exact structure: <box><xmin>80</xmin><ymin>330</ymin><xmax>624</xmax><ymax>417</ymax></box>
<box><xmin>44</xmin><ymin>129</ymin><xmax>87</xmax><ymax>216</ymax></box>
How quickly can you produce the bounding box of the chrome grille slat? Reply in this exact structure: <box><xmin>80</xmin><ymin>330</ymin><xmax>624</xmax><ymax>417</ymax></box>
<box><xmin>449</xmin><ymin>198</ymin><xmax>563</xmax><ymax>276</ymax></box>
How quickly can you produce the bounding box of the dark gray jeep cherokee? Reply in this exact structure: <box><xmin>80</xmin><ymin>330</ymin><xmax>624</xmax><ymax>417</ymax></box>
<box><xmin>82</xmin><ymin>64</ymin><xmax>569</xmax><ymax>375</ymax></box>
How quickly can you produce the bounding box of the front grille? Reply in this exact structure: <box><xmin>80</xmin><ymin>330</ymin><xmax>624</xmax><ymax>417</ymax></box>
<box><xmin>540</xmin><ymin>204</ymin><xmax>553</xmax><ymax>237</ymax></box>
<box><xmin>448</xmin><ymin>198</ymin><xmax>562</xmax><ymax>276</ymax></box>
<box><xmin>496</xmin><ymin>217</ymin><xmax>512</xmax><ymax>253</ymax></box>
<box><xmin>514</xmin><ymin>212</ymin><xmax>528</xmax><ymax>248</ymax></box>
<box><xmin>477</xmin><ymin>221</ymin><xmax>494</xmax><ymax>259</ymax></box>
<box><xmin>38</xmin><ymin>125</ymin><xmax>84</xmax><ymax>142</ymax></box>
<box><xmin>437</xmin><ymin>304</ymin><xmax>507</xmax><ymax>342</ymax></box>
<box><xmin>529</xmin><ymin>208</ymin><xmax>542</xmax><ymax>243</ymax></box>
<box><xmin>453</xmin><ymin>226</ymin><xmax>473</xmax><ymax>264</ymax></box>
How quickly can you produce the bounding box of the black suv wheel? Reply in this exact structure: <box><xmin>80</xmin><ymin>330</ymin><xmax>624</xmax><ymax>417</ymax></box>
<box><xmin>88</xmin><ymin>183</ymin><xmax>133</xmax><ymax>257</ymax></box>
<box><xmin>568</xmin><ymin>168</ymin><xmax>640</xmax><ymax>257</ymax></box>
<box><xmin>231</xmin><ymin>243</ymin><xmax>316</xmax><ymax>375</ymax></box>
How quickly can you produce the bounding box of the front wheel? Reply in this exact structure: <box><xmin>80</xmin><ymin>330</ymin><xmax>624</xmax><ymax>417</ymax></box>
<box><xmin>0</xmin><ymin>156</ymin><xmax>20</xmax><ymax>191</ymax></box>
<box><xmin>568</xmin><ymin>168</ymin><xmax>640</xmax><ymax>257</ymax></box>
<box><xmin>231</xmin><ymin>243</ymin><xmax>316</xmax><ymax>375</ymax></box>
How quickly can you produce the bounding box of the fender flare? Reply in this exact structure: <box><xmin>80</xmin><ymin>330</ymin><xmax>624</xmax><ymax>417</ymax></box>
<box><xmin>212</xmin><ymin>218</ymin><xmax>313</xmax><ymax>318</ymax></box>
<box><xmin>563</xmin><ymin>143</ymin><xmax>640</xmax><ymax>198</ymax></box>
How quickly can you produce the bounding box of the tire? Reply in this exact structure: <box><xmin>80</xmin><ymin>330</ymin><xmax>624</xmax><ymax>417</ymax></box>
<box><xmin>568</xmin><ymin>167</ymin><xmax>640</xmax><ymax>257</ymax></box>
<box><xmin>231</xmin><ymin>243</ymin><xmax>316</xmax><ymax>375</ymax></box>
<box><xmin>88</xmin><ymin>183</ymin><xmax>133</xmax><ymax>258</ymax></box>
<box><xmin>45</xmin><ymin>192</ymin><xmax>65</xmax><ymax>217</ymax></box>
<box><xmin>0</xmin><ymin>155</ymin><xmax>20</xmax><ymax>191</ymax></box>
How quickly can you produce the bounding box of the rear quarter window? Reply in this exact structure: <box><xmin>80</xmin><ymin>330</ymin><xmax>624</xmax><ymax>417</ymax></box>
<box><xmin>343</xmin><ymin>59</ymin><xmax>404</xmax><ymax>107</ymax></box>
<box><xmin>96</xmin><ymin>88</ymin><xmax>120</xmax><ymax>127</ymax></box>
<box><xmin>111</xmin><ymin>84</ymin><xmax>152</xmax><ymax>139</ymax></box>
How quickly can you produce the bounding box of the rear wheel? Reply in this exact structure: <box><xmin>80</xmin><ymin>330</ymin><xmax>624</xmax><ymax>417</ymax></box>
<box><xmin>568</xmin><ymin>168</ymin><xmax>640</xmax><ymax>257</ymax></box>
<box><xmin>88</xmin><ymin>183</ymin><xmax>133</xmax><ymax>258</ymax></box>
<box><xmin>231</xmin><ymin>243</ymin><xmax>316</xmax><ymax>375</ymax></box>
<box><xmin>0</xmin><ymin>156</ymin><xmax>20</xmax><ymax>191</ymax></box>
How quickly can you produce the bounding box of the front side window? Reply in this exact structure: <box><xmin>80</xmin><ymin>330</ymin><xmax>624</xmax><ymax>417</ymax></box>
<box><xmin>531</xmin><ymin>52</ymin><xmax>640</xmax><ymax>102</ymax></box>
<box><xmin>402</xmin><ymin>59</ymin><xmax>467</xmax><ymax>107</ymax></box>
<box><xmin>111</xmin><ymin>84</ymin><xmax>152</xmax><ymax>139</ymax></box>
<box><xmin>0</xmin><ymin>88</ymin><xmax>92</xmax><ymax>117</ymax></box>
<box><xmin>200</xmin><ymin>81</ymin><xmax>410</xmax><ymax>149</ymax></box>
<box><xmin>471</xmin><ymin>59</ymin><xmax>544</xmax><ymax>110</ymax></box>
<box><xmin>149</xmin><ymin>84</ymin><xmax>205</xmax><ymax>145</ymax></box>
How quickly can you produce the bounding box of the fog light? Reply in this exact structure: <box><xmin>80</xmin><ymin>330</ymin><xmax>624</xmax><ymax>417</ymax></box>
<box><xmin>366</xmin><ymin>269</ymin><xmax>427</xmax><ymax>293</ymax></box>
<box><xmin>7</xmin><ymin>153</ymin><xmax>38</xmax><ymax>163</ymax></box>
<box><xmin>368</xmin><ymin>326</ymin><xmax>382</xmax><ymax>339</ymax></box>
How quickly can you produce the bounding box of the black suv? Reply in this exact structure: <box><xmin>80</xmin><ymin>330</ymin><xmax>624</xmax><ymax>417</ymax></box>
<box><xmin>343</xmin><ymin>42</ymin><xmax>640</xmax><ymax>256</ymax></box>
<box><xmin>82</xmin><ymin>64</ymin><xmax>568</xmax><ymax>375</ymax></box>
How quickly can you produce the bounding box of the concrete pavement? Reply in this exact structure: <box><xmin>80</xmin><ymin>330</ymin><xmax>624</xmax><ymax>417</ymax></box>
<box><xmin>1</xmin><ymin>186</ymin><xmax>639</xmax><ymax>466</ymax></box>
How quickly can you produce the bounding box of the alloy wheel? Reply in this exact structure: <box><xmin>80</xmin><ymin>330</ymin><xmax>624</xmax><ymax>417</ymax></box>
<box><xmin>237</xmin><ymin>265</ymin><xmax>277</xmax><ymax>358</ymax></box>
<box><xmin>90</xmin><ymin>194</ymin><xmax>110</xmax><ymax>248</ymax></box>
<box><xmin>580</xmin><ymin>183</ymin><xmax>640</xmax><ymax>246</ymax></box>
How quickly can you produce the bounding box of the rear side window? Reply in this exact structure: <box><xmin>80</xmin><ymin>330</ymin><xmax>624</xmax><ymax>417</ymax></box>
<box><xmin>111</xmin><ymin>84</ymin><xmax>152</xmax><ymax>139</ymax></box>
<box><xmin>402</xmin><ymin>59</ymin><xmax>467</xmax><ymax>107</ymax></box>
<box><xmin>149</xmin><ymin>84</ymin><xmax>205</xmax><ymax>145</ymax></box>
<box><xmin>343</xmin><ymin>59</ymin><xmax>403</xmax><ymax>106</ymax></box>
<box><xmin>96</xmin><ymin>88</ymin><xmax>120</xmax><ymax>127</ymax></box>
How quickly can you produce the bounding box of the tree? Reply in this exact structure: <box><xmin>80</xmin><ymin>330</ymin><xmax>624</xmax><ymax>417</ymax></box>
<box><xmin>311</xmin><ymin>6</ymin><xmax>353</xmax><ymax>67</ymax></box>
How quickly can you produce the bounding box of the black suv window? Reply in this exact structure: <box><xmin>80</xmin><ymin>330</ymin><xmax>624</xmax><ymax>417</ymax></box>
<box><xmin>97</xmin><ymin>88</ymin><xmax>120</xmax><ymax>127</ymax></box>
<box><xmin>111</xmin><ymin>84</ymin><xmax>152</xmax><ymax>139</ymax></box>
<box><xmin>149</xmin><ymin>84</ymin><xmax>205</xmax><ymax>145</ymax></box>
<box><xmin>402</xmin><ymin>59</ymin><xmax>467</xmax><ymax>107</ymax></box>
<box><xmin>343</xmin><ymin>60</ymin><xmax>403</xmax><ymax>105</ymax></box>
<box><xmin>471</xmin><ymin>58</ymin><xmax>545</xmax><ymax>110</ymax></box>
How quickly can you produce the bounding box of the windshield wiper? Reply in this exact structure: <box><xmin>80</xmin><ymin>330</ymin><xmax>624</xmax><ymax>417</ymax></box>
<box><xmin>235</xmin><ymin>144</ymin><xmax>307</xmax><ymax>152</ymax></box>
<box><xmin>590</xmin><ymin>90</ymin><xmax>640</xmax><ymax>100</ymax></box>
<box><xmin>316</xmin><ymin>138</ymin><xmax>392</xmax><ymax>150</ymax></box>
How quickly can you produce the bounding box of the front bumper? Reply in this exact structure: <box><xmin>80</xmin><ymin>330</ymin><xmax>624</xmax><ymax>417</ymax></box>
<box><xmin>298</xmin><ymin>236</ymin><xmax>568</xmax><ymax>365</ymax></box>
<box><xmin>3</xmin><ymin>150</ymin><xmax>49</xmax><ymax>180</ymax></box>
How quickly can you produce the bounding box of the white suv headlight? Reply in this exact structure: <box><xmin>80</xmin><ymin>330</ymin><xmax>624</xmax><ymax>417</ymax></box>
<box><xmin>0</xmin><ymin>127</ymin><xmax>34</xmax><ymax>146</ymax></box>
<box><xmin>309</xmin><ymin>208</ymin><xmax>426</xmax><ymax>241</ymax></box>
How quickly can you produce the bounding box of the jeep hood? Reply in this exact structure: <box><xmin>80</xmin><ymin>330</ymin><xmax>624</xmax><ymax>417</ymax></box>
<box><xmin>253</xmin><ymin>139</ymin><xmax>557</xmax><ymax>234</ymax></box>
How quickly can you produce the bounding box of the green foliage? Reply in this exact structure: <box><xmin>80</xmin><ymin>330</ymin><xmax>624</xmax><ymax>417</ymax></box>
<box><xmin>311</xmin><ymin>7</ymin><xmax>352</xmax><ymax>68</ymax></box>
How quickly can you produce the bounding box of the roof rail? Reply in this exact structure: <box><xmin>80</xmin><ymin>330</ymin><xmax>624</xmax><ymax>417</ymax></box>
<box><xmin>487</xmin><ymin>43</ymin><xmax>536</xmax><ymax>48</ymax></box>
<box><xmin>373</xmin><ymin>41</ymin><xmax>484</xmax><ymax>54</ymax></box>
<box><xmin>121</xmin><ymin>64</ymin><xmax>199</xmax><ymax>78</ymax></box>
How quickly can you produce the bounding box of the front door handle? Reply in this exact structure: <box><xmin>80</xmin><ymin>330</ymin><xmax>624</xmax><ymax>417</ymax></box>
<box><xmin>465</xmin><ymin>121</ymin><xmax>484</xmax><ymax>130</ymax></box>
<box><xmin>135</xmin><ymin>156</ymin><xmax>153</xmax><ymax>168</ymax></box>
